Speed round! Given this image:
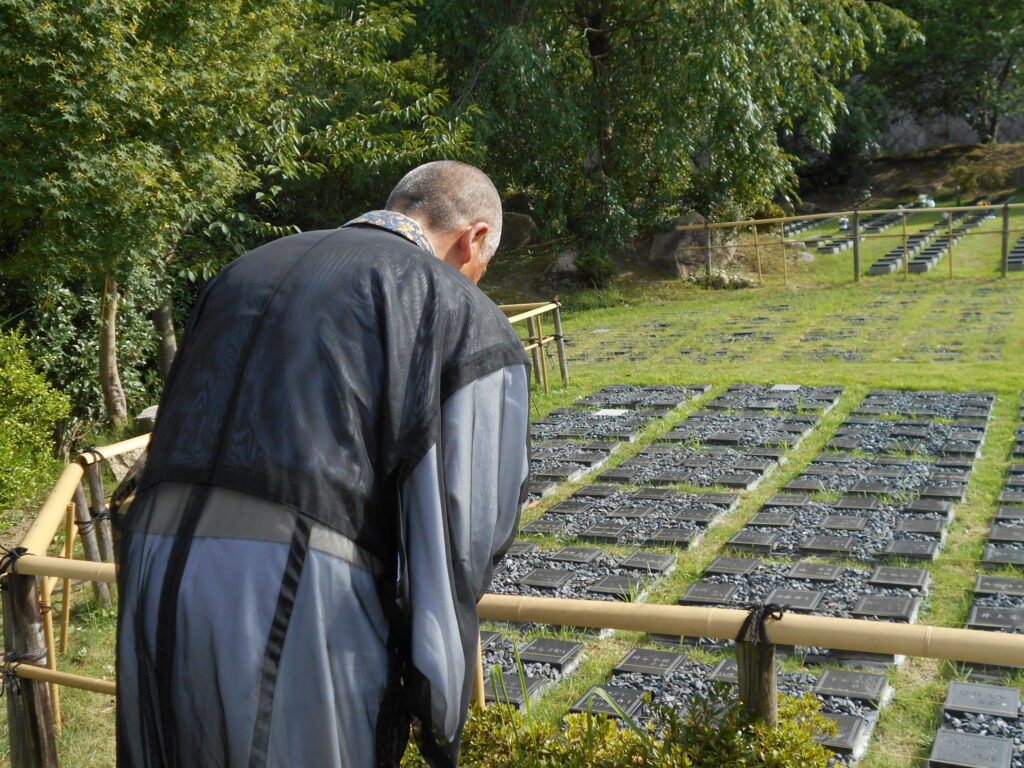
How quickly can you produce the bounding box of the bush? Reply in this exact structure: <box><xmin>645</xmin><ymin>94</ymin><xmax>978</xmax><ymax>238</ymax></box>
<box><xmin>0</xmin><ymin>330</ymin><xmax>70</xmax><ymax>507</ymax></box>
<box><xmin>402</xmin><ymin>690</ymin><xmax>836</xmax><ymax>768</ymax></box>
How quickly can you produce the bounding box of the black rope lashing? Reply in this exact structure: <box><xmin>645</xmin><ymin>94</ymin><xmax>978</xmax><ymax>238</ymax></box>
<box><xmin>5</xmin><ymin>648</ymin><xmax>48</xmax><ymax>665</ymax></box>
<box><xmin>80</xmin><ymin>445</ymin><xmax>105</xmax><ymax>464</ymax></box>
<box><xmin>0</xmin><ymin>665</ymin><xmax>21</xmax><ymax>697</ymax></box>
<box><xmin>0</xmin><ymin>546</ymin><xmax>28</xmax><ymax>575</ymax></box>
<box><xmin>735</xmin><ymin>603</ymin><xmax>786</xmax><ymax>644</ymax></box>
<box><xmin>74</xmin><ymin>508</ymin><xmax>111</xmax><ymax>536</ymax></box>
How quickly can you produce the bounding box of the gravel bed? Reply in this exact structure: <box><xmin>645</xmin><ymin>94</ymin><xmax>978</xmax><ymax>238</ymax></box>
<box><xmin>662</xmin><ymin>410</ymin><xmax>818</xmax><ymax>449</ymax></box>
<box><xmin>852</xmin><ymin>389</ymin><xmax>995</xmax><ymax>420</ymax></box>
<box><xmin>788</xmin><ymin>455</ymin><xmax>969</xmax><ymax>498</ymax></box>
<box><xmin>535</xmin><ymin>486</ymin><xmax>735</xmax><ymax>546</ymax></box>
<box><xmin>827</xmin><ymin>417</ymin><xmax>985</xmax><ymax>458</ymax></box>
<box><xmin>482</xmin><ymin>635</ymin><xmax>569</xmax><ymax>684</ymax></box>
<box><xmin>530</xmin><ymin>408</ymin><xmax>664</xmax><ymax>441</ymax></box>
<box><xmin>602</xmin><ymin>445</ymin><xmax>782</xmax><ymax>488</ymax></box>
<box><xmin>731</xmin><ymin>498</ymin><xmax>948</xmax><ymax>561</ymax></box>
<box><xmin>490</xmin><ymin>549</ymin><xmax>666</xmax><ymax>603</ymax></box>
<box><xmin>703</xmin><ymin>384</ymin><xmax>845</xmax><ymax>413</ymax></box>
<box><xmin>574</xmin><ymin>384</ymin><xmax>710</xmax><ymax>410</ymax></box>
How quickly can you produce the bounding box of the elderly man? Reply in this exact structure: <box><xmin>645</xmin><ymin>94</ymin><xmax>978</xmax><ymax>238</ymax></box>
<box><xmin>116</xmin><ymin>161</ymin><xmax>530</xmax><ymax>768</ymax></box>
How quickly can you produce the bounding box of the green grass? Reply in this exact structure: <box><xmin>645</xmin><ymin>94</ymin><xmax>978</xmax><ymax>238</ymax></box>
<box><xmin>4</xmin><ymin>229</ymin><xmax>1024</xmax><ymax>766</ymax></box>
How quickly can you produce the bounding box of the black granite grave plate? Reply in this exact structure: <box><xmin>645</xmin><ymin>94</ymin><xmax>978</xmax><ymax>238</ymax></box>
<box><xmin>765</xmin><ymin>588</ymin><xmax>823</xmax><ymax>612</ymax></box>
<box><xmin>527</xmin><ymin>480</ymin><xmax>557</xmax><ymax>497</ymax></box>
<box><xmin>833</xmin><ymin>496</ymin><xmax>881</xmax><ymax>511</ymax></box>
<box><xmin>928</xmin><ymin>729</ymin><xmax>1013</xmax><ymax>768</ymax></box>
<box><xmin>619</xmin><ymin>552</ymin><xmax>677</xmax><ymax>574</ymax></box>
<box><xmin>518</xmin><ymin>568</ymin><xmax>573</xmax><ymax>590</ymax></box>
<box><xmin>982</xmin><ymin>546</ymin><xmax>1024</xmax><ymax>567</ymax></box>
<box><xmin>750</xmin><ymin>512</ymin><xmax>797</xmax><ymax>527</ymax></box>
<box><xmin>680</xmin><ymin>582</ymin><xmax>740</xmax><ymax>605</ymax></box>
<box><xmin>606</xmin><ymin>504</ymin><xmax>652</xmax><ymax>520</ymax></box>
<box><xmin>728</xmin><ymin>530</ymin><xmax>779</xmax><ymax>553</ymax></box>
<box><xmin>974</xmin><ymin>575</ymin><xmax>1024</xmax><ymax>597</ymax></box>
<box><xmin>587</xmin><ymin>575</ymin><xmax>643</xmax><ymax>600</ymax></box>
<box><xmin>579</xmin><ymin>522</ymin><xmax>628</xmax><ymax>543</ymax></box>
<box><xmin>816</xmin><ymin>713</ymin><xmax>867</xmax><ymax>755</ymax></box>
<box><xmin>710</xmin><ymin>657</ymin><xmax>740</xmax><ymax>684</ymax></box>
<box><xmin>764</xmin><ymin>494</ymin><xmax>812</xmax><ymax>507</ymax></box>
<box><xmin>706</xmin><ymin>556</ymin><xmax>762</xmax><ymax>575</ymax></box>
<box><xmin>943</xmin><ymin>681</ymin><xmax>1020</xmax><ymax>718</ymax></box>
<box><xmin>518</xmin><ymin>638</ymin><xmax>585</xmax><ymax>672</ymax></box>
<box><xmin>549</xmin><ymin>546</ymin><xmax>605</xmax><ymax>564</ymax></box>
<box><xmin>550</xmin><ymin>500</ymin><xmax>593</xmax><ymax>514</ymax></box>
<box><xmin>521</xmin><ymin>517</ymin><xmax>564</xmax><ymax>536</ymax></box>
<box><xmin>570</xmin><ymin>685</ymin><xmax>645</xmax><ymax>717</ymax></box>
<box><xmin>851</xmin><ymin>595</ymin><xmax>918</xmax><ymax>621</ymax></box>
<box><xmin>646</xmin><ymin>528</ymin><xmax>696</xmax><ymax>547</ymax></box>
<box><xmin>883</xmin><ymin>539</ymin><xmax>939</xmax><ymax>560</ymax></box>
<box><xmin>613</xmin><ymin>648</ymin><xmax>685</xmax><ymax>676</ymax></box>
<box><xmin>896</xmin><ymin>518</ymin><xmax>945</xmax><ymax>536</ymax></box>
<box><xmin>801</xmin><ymin>535</ymin><xmax>857</xmax><ymax>555</ymax></box>
<box><xmin>967</xmin><ymin>605</ymin><xmax>1024</xmax><ymax>630</ymax></box>
<box><xmin>574</xmin><ymin>485</ymin><xmax>621</xmax><ymax>498</ymax></box>
<box><xmin>788</xmin><ymin>562</ymin><xmax>844</xmax><ymax>582</ymax></box>
<box><xmin>484</xmin><ymin>672</ymin><xmax>547</xmax><ymax>709</ymax></box>
<box><xmin>480</xmin><ymin>630</ymin><xmax>501</xmax><ymax>649</ymax></box>
<box><xmin>995</xmin><ymin>507</ymin><xmax>1024</xmax><ymax>520</ymax></box>
<box><xmin>870</xmin><ymin>566</ymin><xmax>930</xmax><ymax>590</ymax></box>
<box><xmin>989</xmin><ymin>524</ymin><xmax>1024</xmax><ymax>543</ymax></box>
<box><xmin>814</xmin><ymin>669</ymin><xmax>888</xmax><ymax>705</ymax></box>
<box><xmin>822</xmin><ymin>515</ymin><xmax>869</xmax><ymax>531</ymax></box>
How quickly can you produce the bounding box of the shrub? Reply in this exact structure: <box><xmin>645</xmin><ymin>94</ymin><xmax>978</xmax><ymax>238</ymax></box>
<box><xmin>0</xmin><ymin>330</ymin><xmax>70</xmax><ymax>507</ymax></box>
<box><xmin>402</xmin><ymin>689</ymin><xmax>836</xmax><ymax>768</ymax></box>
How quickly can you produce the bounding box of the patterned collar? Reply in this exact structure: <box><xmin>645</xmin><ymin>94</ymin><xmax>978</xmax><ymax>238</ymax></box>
<box><xmin>342</xmin><ymin>210</ymin><xmax>434</xmax><ymax>255</ymax></box>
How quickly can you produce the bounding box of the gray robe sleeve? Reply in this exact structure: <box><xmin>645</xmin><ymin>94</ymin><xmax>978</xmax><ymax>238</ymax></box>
<box><xmin>402</xmin><ymin>363</ymin><xmax>529</xmax><ymax>743</ymax></box>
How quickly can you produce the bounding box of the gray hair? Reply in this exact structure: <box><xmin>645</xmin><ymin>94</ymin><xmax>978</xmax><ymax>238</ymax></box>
<box><xmin>386</xmin><ymin>161</ymin><xmax>503</xmax><ymax>261</ymax></box>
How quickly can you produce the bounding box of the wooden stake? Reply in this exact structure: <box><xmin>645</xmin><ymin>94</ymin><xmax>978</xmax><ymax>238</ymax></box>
<box><xmin>551</xmin><ymin>305</ymin><xmax>570</xmax><ymax>386</ymax></box>
<box><xmin>1002</xmin><ymin>203</ymin><xmax>1010</xmax><ymax>277</ymax></box>
<box><xmin>535</xmin><ymin>313</ymin><xmax>549</xmax><ymax>394</ymax></box>
<box><xmin>39</xmin><ymin>578</ymin><xmax>61</xmax><ymax>736</ymax></box>
<box><xmin>735</xmin><ymin>641</ymin><xmax>778</xmax><ymax>727</ymax></box>
<box><xmin>60</xmin><ymin>507</ymin><xmax>73</xmax><ymax>655</ymax></box>
<box><xmin>84</xmin><ymin>465</ymin><xmax>115</xmax><ymax>566</ymax></box>
<box><xmin>526</xmin><ymin>317</ymin><xmax>542</xmax><ymax>387</ymax></box>
<box><xmin>852</xmin><ymin>211</ymin><xmax>861</xmax><ymax>282</ymax></box>
<box><xmin>948</xmin><ymin>210</ymin><xmax>955</xmax><ymax>278</ymax></box>
<box><xmin>72</xmin><ymin>484</ymin><xmax>111</xmax><ymax>607</ymax></box>
<box><xmin>472</xmin><ymin>634</ymin><xmax>486</xmax><ymax>708</ymax></box>
<box><xmin>2</xmin><ymin>572</ymin><xmax>60</xmax><ymax>767</ymax></box>
<box><xmin>779</xmin><ymin>224</ymin><xmax>788</xmax><ymax>286</ymax></box>
<box><xmin>752</xmin><ymin>224</ymin><xmax>763</xmax><ymax>286</ymax></box>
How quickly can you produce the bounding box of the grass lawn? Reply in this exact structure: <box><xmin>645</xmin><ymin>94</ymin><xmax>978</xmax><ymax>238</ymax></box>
<box><xmin>3</xmin><ymin>208</ymin><xmax>1023</xmax><ymax>766</ymax></box>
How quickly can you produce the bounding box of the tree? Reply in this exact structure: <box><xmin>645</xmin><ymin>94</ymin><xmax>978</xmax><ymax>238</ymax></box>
<box><xmin>874</xmin><ymin>0</ymin><xmax>1023</xmax><ymax>143</ymax></box>
<box><xmin>0</xmin><ymin>0</ymin><xmax>469</xmax><ymax>428</ymax></box>
<box><xmin>412</xmin><ymin>0</ymin><xmax>913</xmax><ymax>278</ymax></box>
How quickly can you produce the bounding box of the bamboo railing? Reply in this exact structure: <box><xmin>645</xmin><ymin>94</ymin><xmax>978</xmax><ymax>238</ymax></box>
<box><xmin>500</xmin><ymin>301</ymin><xmax>569</xmax><ymax>393</ymax></box>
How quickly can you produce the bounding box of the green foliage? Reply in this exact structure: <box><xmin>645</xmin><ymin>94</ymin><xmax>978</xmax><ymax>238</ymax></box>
<box><xmin>0</xmin><ymin>330</ymin><xmax>69</xmax><ymax>507</ymax></box>
<box><xmin>401</xmin><ymin>692</ymin><xmax>836</xmax><ymax>767</ymax></box>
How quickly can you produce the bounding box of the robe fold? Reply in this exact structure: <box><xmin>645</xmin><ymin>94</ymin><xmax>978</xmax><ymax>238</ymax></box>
<box><xmin>116</xmin><ymin>213</ymin><xmax>530</xmax><ymax>768</ymax></box>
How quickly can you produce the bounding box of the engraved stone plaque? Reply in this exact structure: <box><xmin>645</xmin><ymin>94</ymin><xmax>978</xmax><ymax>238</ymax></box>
<box><xmin>518</xmin><ymin>568</ymin><xmax>573</xmax><ymax>590</ymax></box>
<box><xmin>697</xmin><ymin>492</ymin><xmax>742</xmax><ymax>507</ymax></box>
<box><xmin>974</xmin><ymin>576</ymin><xmax>1024</xmax><ymax>597</ymax></box>
<box><xmin>710</xmin><ymin>657</ymin><xmax>739</xmax><ymax>684</ymax></box>
<box><xmin>765</xmin><ymin>588</ymin><xmax>823</xmax><ymax>612</ymax></box>
<box><xmin>763</xmin><ymin>494</ymin><xmax>811</xmax><ymax>507</ymax></box>
<box><xmin>989</xmin><ymin>524</ymin><xmax>1024</xmax><ymax>543</ymax></box>
<box><xmin>570</xmin><ymin>685</ymin><xmax>644</xmax><ymax>718</ymax></box>
<box><xmin>727</xmin><ymin>530</ymin><xmax>779</xmax><ymax>553</ymax></box>
<box><xmin>982</xmin><ymin>546</ymin><xmax>1024</xmax><ymax>567</ymax></box>
<box><xmin>928</xmin><ymin>730</ymin><xmax>1013</xmax><ymax>768</ymax></box>
<box><xmin>851</xmin><ymin>595</ymin><xmax>918</xmax><ymax>621</ymax></box>
<box><xmin>587</xmin><ymin>575</ymin><xmax>643</xmax><ymax>600</ymax></box>
<box><xmin>549</xmin><ymin>500</ymin><xmax>594</xmax><ymax>514</ymax></box>
<box><xmin>715</xmin><ymin>472</ymin><xmax>760</xmax><ymax>489</ymax></box>
<box><xmin>905</xmin><ymin>499</ymin><xmax>954</xmax><ymax>515</ymax></box>
<box><xmin>832</xmin><ymin>496</ymin><xmax>880</xmax><ymax>510</ymax></box>
<box><xmin>646</xmin><ymin>528</ymin><xmax>696</xmax><ymax>548</ymax></box>
<box><xmin>506</xmin><ymin>542</ymin><xmax>538</xmax><ymax>555</ymax></box>
<box><xmin>869</xmin><ymin>566</ymin><xmax>929</xmax><ymax>590</ymax></box>
<box><xmin>944</xmin><ymin>681</ymin><xmax>1020</xmax><ymax>719</ymax></box>
<box><xmin>667</xmin><ymin>507</ymin><xmax>719</xmax><ymax>524</ymax></box>
<box><xmin>967</xmin><ymin>605</ymin><xmax>1024</xmax><ymax>630</ymax></box>
<box><xmin>630</xmin><ymin>488</ymin><xmax>677</xmax><ymax>500</ymax></box>
<box><xmin>483</xmin><ymin>672</ymin><xmax>547</xmax><ymax>708</ymax></box>
<box><xmin>605</xmin><ymin>504</ymin><xmax>652</xmax><ymax>520</ymax></box>
<box><xmin>785</xmin><ymin>477</ymin><xmax>828</xmax><ymax>492</ymax></box>
<box><xmin>814</xmin><ymin>669</ymin><xmax>887</xmax><ymax>704</ymax></box>
<box><xmin>650</xmin><ymin>471</ymin><xmax>697</xmax><ymax>486</ymax></box>
<box><xmin>822</xmin><ymin>515</ymin><xmax>869</xmax><ymax>531</ymax></box>
<box><xmin>749</xmin><ymin>512</ymin><xmax>797</xmax><ymax>527</ymax></box>
<box><xmin>579</xmin><ymin>522</ymin><xmax>628</xmax><ymax>543</ymax></box>
<box><xmin>549</xmin><ymin>546</ymin><xmax>604</xmax><ymax>564</ymax></box>
<box><xmin>597</xmin><ymin>468</ymin><xmax>639</xmax><ymax>484</ymax></box>
<box><xmin>788</xmin><ymin>562</ymin><xmax>843</xmax><ymax>582</ymax></box>
<box><xmin>706</xmin><ymin>556</ymin><xmax>761</xmax><ymax>575</ymax></box>
<box><xmin>574</xmin><ymin>485</ymin><xmax>621</xmax><ymax>498</ymax></box>
<box><xmin>815</xmin><ymin>714</ymin><xmax>866</xmax><ymax>754</ymax></box>
<box><xmin>679</xmin><ymin>581</ymin><xmax>739</xmax><ymax>605</ymax></box>
<box><xmin>801</xmin><ymin>535</ymin><xmax>857</xmax><ymax>555</ymax></box>
<box><xmin>480</xmin><ymin>630</ymin><xmax>501</xmax><ymax>649</ymax></box>
<box><xmin>613</xmin><ymin>648</ymin><xmax>684</xmax><ymax>676</ymax></box>
<box><xmin>883</xmin><ymin>539</ymin><xmax>939</xmax><ymax>560</ymax></box>
<box><xmin>619</xmin><ymin>552</ymin><xmax>676</xmax><ymax>574</ymax></box>
<box><xmin>521</xmin><ymin>518</ymin><xmax>564</xmax><ymax>536</ymax></box>
<box><xmin>518</xmin><ymin>638</ymin><xmax>585</xmax><ymax>672</ymax></box>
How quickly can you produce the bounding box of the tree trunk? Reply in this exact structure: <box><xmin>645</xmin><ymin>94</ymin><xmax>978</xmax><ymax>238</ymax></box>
<box><xmin>99</xmin><ymin>275</ymin><xmax>129</xmax><ymax>430</ymax></box>
<box><xmin>151</xmin><ymin>294</ymin><xmax>177</xmax><ymax>380</ymax></box>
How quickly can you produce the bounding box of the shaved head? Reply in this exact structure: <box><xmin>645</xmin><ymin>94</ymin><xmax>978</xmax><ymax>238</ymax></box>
<box><xmin>386</xmin><ymin>161</ymin><xmax>503</xmax><ymax>261</ymax></box>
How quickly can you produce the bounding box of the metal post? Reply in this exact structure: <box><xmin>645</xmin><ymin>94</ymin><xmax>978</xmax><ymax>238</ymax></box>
<box><xmin>525</xmin><ymin>317</ymin><xmax>542</xmax><ymax>387</ymax></box>
<box><xmin>852</xmin><ymin>211</ymin><xmax>861</xmax><ymax>282</ymax></box>
<box><xmin>550</xmin><ymin>304</ymin><xmax>570</xmax><ymax>386</ymax></box>
<box><xmin>1002</xmin><ymin>203</ymin><xmax>1010</xmax><ymax>277</ymax></box>
<box><xmin>752</xmin><ymin>224</ymin><xmax>763</xmax><ymax>286</ymax></box>
<box><xmin>902</xmin><ymin>210</ymin><xmax>909</xmax><ymax>279</ymax></box>
<box><xmin>72</xmin><ymin>483</ymin><xmax>111</xmax><ymax>607</ymax></box>
<box><xmin>85</xmin><ymin>465</ymin><xmax>115</xmax><ymax>566</ymax></box>
<box><xmin>736</xmin><ymin>641</ymin><xmax>778</xmax><ymax>727</ymax></box>
<box><xmin>2</xmin><ymin>572</ymin><xmax>60</xmax><ymax>768</ymax></box>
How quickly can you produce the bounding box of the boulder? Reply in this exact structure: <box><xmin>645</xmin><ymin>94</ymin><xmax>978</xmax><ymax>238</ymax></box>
<box><xmin>496</xmin><ymin>212</ymin><xmax>540</xmax><ymax>255</ymax></box>
<box><xmin>135</xmin><ymin>405</ymin><xmax>158</xmax><ymax>433</ymax></box>
<box><xmin>543</xmin><ymin>246</ymin><xmax>582</xmax><ymax>289</ymax></box>
<box><xmin>645</xmin><ymin>213</ymin><xmax>734</xmax><ymax>277</ymax></box>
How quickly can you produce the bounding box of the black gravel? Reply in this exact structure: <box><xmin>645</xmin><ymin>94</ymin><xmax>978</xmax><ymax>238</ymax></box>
<box><xmin>490</xmin><ymin>549</ymin><xmax>666</xmax><ymax>603</ymax></box>
<box><xmin>939</xmin><ymin>698</ymin><xmax>1024</xmax><ymax>768</ymax></box>
<box><xmin>852</xmin><ymin>389</ymin><xmax>995</xmax><ymax>420</ymax></box>
<box><xmin>703</xmin><ymin>384</ymin><xmax>845</xmax><ymax>413</ymax></box>
<box><xmin>574</xmin><ymin>384</ymin><xmax>710</xmax><ymax>410</ymax></box>
<box><xmin>604</xmin><ymin>444</ymin><xmax>782</xmax><ymax>488</ymax></box>
<box><xmin>827</xmin><ymin>417</ymin><xmax>985</xmax><ymax>458</ymax></box>
<box><xmin>530</xmin><ymin>407</ymin><xmax>664</xmax><ymax>441</ymax></box>
<box><xmin>662</xmin><ymin>410</ymin><xmax>818</xmax><ymax>450</ymax></box>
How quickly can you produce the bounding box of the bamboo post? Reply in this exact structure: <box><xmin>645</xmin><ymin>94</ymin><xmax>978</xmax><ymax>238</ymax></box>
<box><xmin>779</xmin><ymin>224</ymin><xmax>788</xmax><ymax>286</ymax></box>
<box><xmin>902</xmin><ymin>210</ymin><xmax>909</xmax><ymax>278</ymax></box>
<box><xmin>84</xmin><ymin>464</ymin><xmax>114</xmax><ymax>565</ymax></box>
<box><xmin>1002</xmin><ymin>203</ymin><xmax>1010</xmax><ymax>277</ymax></box>
<box><xmin>525</xmin><ymin>317</ymin><xmax>542</xmax><ymax>388</ymax></box>
<box><xmin>39</xmin><ymin>578</ymin><xmax>61</xmax><ymax>736</ymax></box>
<box><xmin>752</xmin><ymin>224</ymin><xmax>763</xmax><ymax>286</ymax></box>
<box><xmin>2</xmin><ymin>572</ymin><xmax>60</xmax><ymax>768</ymax></box>
<box><xmin>550</xmin><ymin>305</ymin><xmax>570</xmax><ymax>386</ymax></box>
<box><xmin>948</xmin><ymin>209</ymin><xmax>955</xmax><ymax>278</ymax></box>
<box><xmin>535</xmin><ymin>313</ymin><xmax>549</xmax><ymax>394</ymax></box>
<box><xmin>704</xmin><ymin>224</ymin><xmax>712</xmax><ymax>278</ymax></box>
<box><xmin>72</xmin><ymin>483</ymin><xmax>111</xmax><ymax>607</ymax></box>
<box><xmin>852</xmin><ymin>211</ymin><xmax>861</xmax><ymax>282</ymax></box>
<box><xmin>472</xmin><ymin>635</ymin><xmax>486</xmax><ymax>708</ymax></box>
<box><xmin>736</xmin><ymin>641</ymin><xmax>778</xmax><ymax>727</ymax></box>
<box><xmin>59</xmin><ymin>507</ymin><xmax>73</xmax><ymax>655</ymax></box>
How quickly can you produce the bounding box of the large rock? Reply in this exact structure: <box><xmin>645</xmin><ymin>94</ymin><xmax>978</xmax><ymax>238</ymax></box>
<box><xmin>543</xmin><ymin>246</ymin><xmax>582</xmax><ymax>289</ymax></box>
<box><xmin>496</xmin><ymin>212</ymin><xmax>541</xmax><ymax>255</ymax></box>
<box><xmin>645</xmin><ymin>213</ymin><xmax>735</xmax><ymax>277</ymax></box>
<box><xmin>135</xmin><ymin>405</ymin><xmax>158</xmax><ymax>433</ymax></box>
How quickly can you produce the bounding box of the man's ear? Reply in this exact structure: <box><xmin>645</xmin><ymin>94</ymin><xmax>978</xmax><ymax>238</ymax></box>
<box><xmin>459</xmin><ymin>222</ymin><xmax>489</xmax><ymax>264</ymax></box>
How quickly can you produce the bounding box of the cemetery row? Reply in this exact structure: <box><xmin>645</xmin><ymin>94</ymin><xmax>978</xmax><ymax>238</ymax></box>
<box><xmin>496</xmin><ymin>384</ymin><xmax>1020</xmax><ymax>764</ymax></box>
